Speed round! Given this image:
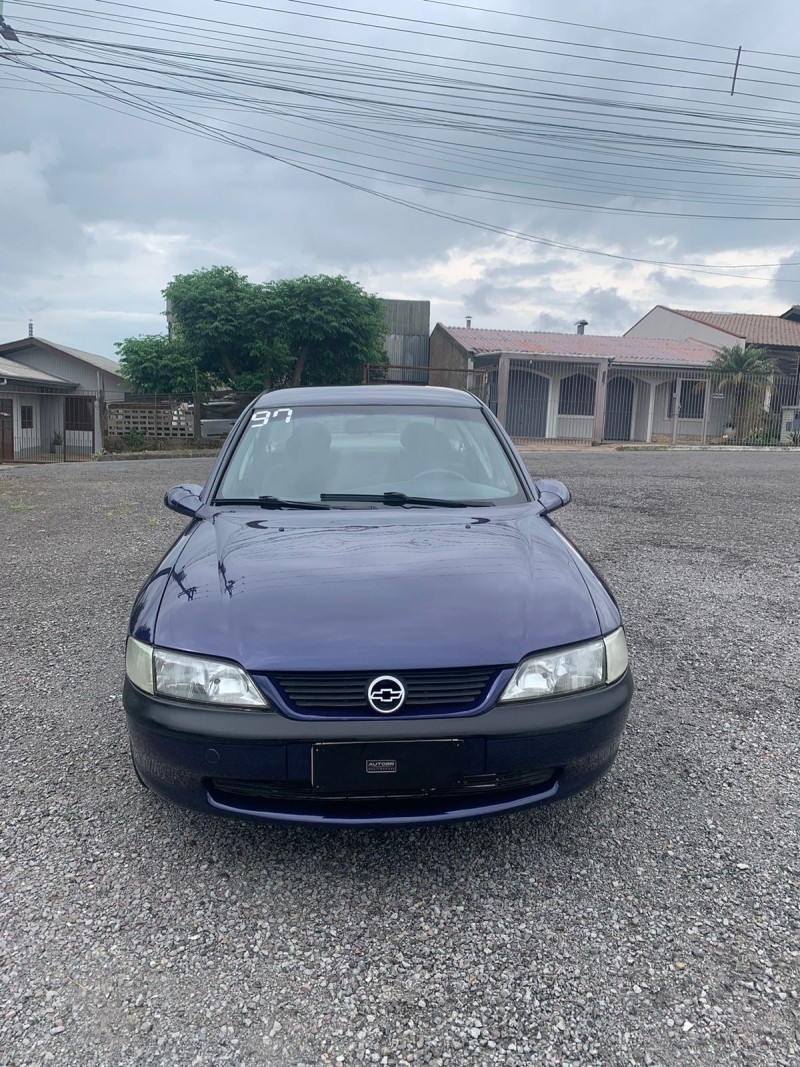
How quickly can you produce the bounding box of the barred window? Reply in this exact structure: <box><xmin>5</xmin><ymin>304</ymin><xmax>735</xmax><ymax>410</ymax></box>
<box><xmin>667</xmin><ymin>380</ymin><xmax>705</xmax><ymax>420</ymax></box>
<box><xmin>65</xmin><ymin>396</ymin><xmax>94</xmax><ymax>432</ymax></box>
<box><xmin>558</xmin><ymin>373</ymin><xmax>596</xmax><ymax>417</ymax></box>
<box><xmin>21</xmin><ymin>405</ymin><xmax>33</xmax><ymax>430</ymax></box>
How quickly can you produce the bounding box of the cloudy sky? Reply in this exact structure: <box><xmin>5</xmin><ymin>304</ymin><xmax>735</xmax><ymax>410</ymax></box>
<box><xmin>2</xmin><ymin>0</ymin><xmax>800</xmax><ymax>359</ymax></box>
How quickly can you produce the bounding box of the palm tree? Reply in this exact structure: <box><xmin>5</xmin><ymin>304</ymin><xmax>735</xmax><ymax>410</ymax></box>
<box><xmin>708</xmin><ymin>345</ymin><xmax>777</xmax><ymax>440</ymax></box>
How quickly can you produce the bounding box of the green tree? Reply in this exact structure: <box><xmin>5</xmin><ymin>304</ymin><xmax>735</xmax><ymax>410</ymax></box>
<box><xmin>163</xmin><ymin>266</ymin><xmax>279</xmax><ymax>388</ymax></box>
<box><xmin>709</xmin><ymin>344</ymin><xmax>776</xmax><ymax>379</ymax></box>
<box><xmin>708</xmin><ymin>345</ymin><xmax>777</xmax><ymax>440</ymax></box>
<box><xmin>115</xmin><ymin>334</ymin><xmax>201</xmax><ymax>393</ymax></box>
<box><xmin>261</xmin><ymin>274</ymin><xmax>387</xmax><ymax>387</ymax></box>
<box><xmin>160</xmin><ymin>267</ymin><xmax>386</xmax><ymax>389</ymax></box>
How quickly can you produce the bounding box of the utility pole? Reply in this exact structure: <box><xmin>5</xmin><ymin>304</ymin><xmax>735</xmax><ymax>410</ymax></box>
<box><xmin>0</xmin><ymin>1</ymin><xmax>20</xmax><ymax>42</ymax></box>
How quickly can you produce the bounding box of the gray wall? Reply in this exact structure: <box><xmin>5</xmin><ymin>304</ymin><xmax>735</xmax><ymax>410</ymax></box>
<box><xmin>428</xmin><ymin>324</ymin><xmax>470</xmax><ymax>387</ymax></box>
<box><xmin>381</xmin><ymin>299</ymin><xmax>430</xmax><ymax>338</ymax></box>
<box><xmin>8</xmin><ymin>343</ymin><xmax>124</xmax><ymax>449</ymax></box>
<box><xmin>10</xmin><ymin>344</ymin><xmax>125</xmax><ymax>400</ymax></box>
<box><xmin>381</xmin><ymin>300</ymin><xmax>430</xmax><ymax>379</ymax></box>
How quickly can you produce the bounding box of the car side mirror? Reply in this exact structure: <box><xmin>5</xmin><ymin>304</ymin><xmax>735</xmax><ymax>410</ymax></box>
<box><xmin>164</xmin><ymin>484</ymin><xmax>204</xmax><ymax>517</ymax></box>
<box><xmin>534</xmin><ymin>478</ymin><xmax>571</xmax><ymax>514</ymax></box>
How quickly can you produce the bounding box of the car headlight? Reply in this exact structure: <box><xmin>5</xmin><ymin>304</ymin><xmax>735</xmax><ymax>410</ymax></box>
<box><xmin>125</xmin><ymin>637</ymin><xmax>268</xmax><ymax>708</ymax></box>
<box><xmin>125</xmin><ymin>635</ymin><xmax>155</xmax><ymax>694</ymax></box>
<box><xmin>500</xmin><ymin>628</ymin><xmax>628</xmax><ymax>702</ymax></box>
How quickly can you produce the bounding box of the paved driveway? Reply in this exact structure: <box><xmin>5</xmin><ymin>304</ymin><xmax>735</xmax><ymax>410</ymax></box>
<box><xmin>1</xmin><ymin>452</ymin><xmax>797</xmax><ymax>1066</ymax></box>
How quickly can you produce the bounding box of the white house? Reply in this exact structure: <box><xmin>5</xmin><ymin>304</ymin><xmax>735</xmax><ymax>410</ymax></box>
<box><xmin>0</xmin><ymin>337</ymin><xmax>126</xmax><ymax>461</ymax></box>
<box><xmin>625</xmin><ymin>305</ymin><xmax>800</xmax><ymax>380</ymax></box>
<box><xmin>428</xmin><ymin>325</ymin><xmax>725</xmax><ymax>443</ymax></box>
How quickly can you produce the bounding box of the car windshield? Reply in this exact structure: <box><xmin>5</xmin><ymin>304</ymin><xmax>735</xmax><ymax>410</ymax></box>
<box><xmin>214</xmin><ymin>403</ymin><xmax>527</xmax><ymax>507</ymax></box>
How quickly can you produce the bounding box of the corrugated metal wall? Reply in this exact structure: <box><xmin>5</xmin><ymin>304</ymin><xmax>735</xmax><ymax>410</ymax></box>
<box><xmin>381</xmin><ymin>300</ymin><xmax>430</xmax><ymax>382</ymax></box>
<box><xmin>381</xmin><ymin>299</ymin><xmax>431</xmax><ymax>338</ymax></box>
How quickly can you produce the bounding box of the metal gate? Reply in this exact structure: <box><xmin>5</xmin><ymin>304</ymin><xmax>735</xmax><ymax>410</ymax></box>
<box><xmin>363</xmin><ymin>364</ymin><xmax>489</xmax><ymax>402</ymax></box>
<box><xmin>0</xmin><ymin>389</ymin><xmax>97</xmax><ymax>462</ymax></box>
<box><xmin>506</xmin><ymin>367</ymin><xmax>549</xmax><ymax>438</ymax></box>
<box><xmin>604</xmin><ymin>377</ymin><xmax>635</xmax><ymax>441</ymax></box>
<box><xmin>0</xmin><ymin>400</ymin><xmax>13</xmax><ymax>462</ymax></box>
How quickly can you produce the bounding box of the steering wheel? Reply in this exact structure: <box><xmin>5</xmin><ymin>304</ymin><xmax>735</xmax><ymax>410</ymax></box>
<box><xmin>410</xmin><ymin>467</ymin><xmax>471</xmax><ymax>482</ymax></box>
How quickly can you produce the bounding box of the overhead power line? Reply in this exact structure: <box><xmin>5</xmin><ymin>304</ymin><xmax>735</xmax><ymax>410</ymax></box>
<box><xmin>20</xmin><ymin>2</ymin><xmax>800</xmax><ymax>109</ymax></box>
<box><xmin>4</xmin><ymin>0</ymin><xmax>800</xmax><ymax>280</ymax></box>
<box><xmin>216</xmin><ymin>0</ymin><xmax>800</xmax><ymax>87</ymax></box>
<box><xmin>423</xmin><ymin>0</ymin><xmax>800</xmax><ymax>63</ymax></box>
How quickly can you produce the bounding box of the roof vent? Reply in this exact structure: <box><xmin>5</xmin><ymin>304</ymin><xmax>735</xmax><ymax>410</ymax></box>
<box><xmin>28</xmin><ymin>319</ymin><xmax>33</xmax><ymax>338</ymax></box>
<box><xmin>465</xmin><ymin>315</ymin><xmax>472</xmax><ymax>328</ymax></box>
<box><xmin>575</xmin><ymin>319</ymin><xmax>589</xmax><ymax>335</ymax></box>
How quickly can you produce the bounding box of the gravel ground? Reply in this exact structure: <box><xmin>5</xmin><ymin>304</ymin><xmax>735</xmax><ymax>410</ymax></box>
<box><xmin>0</xmin><ymin>452</ymin><xmax>798</xmax><ymax>1067</ymax></box>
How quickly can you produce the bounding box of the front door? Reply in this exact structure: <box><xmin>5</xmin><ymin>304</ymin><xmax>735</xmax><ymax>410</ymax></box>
<box><xmin>604</xmin><ymin>377</ymin><xmax>634</xmax><ymax>441</ymax></box>
<box><xmin>0</xmin><ymin>400</ymin><xmax>13</xmax><ymax>462</ymax></box>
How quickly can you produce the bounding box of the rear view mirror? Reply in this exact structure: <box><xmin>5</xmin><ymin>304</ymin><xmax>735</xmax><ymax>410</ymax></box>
<box><xmin>164</xmin><ymin>484</ymin><xmax>204</xmax><ymax>517</ymax></box>
<box><xmin>534</xmin><ymin>478</ymin><xmax>571</xmax><ymax>514</ymax></box>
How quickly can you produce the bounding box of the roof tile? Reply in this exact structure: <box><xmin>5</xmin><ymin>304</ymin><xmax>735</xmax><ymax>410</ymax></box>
<box><xmin>439</xmin><ymin>327</ymin><xmax>717</xmax><ymax>367</ymax></box>
<box><xmin>669</xmin><ymin>309</ymin><xmax>800</xmax><ymax>347</ymax></box>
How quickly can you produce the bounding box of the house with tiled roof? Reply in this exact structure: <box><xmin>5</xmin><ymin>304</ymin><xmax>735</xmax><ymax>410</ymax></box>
<box><xmin>430</xmin><ymin>317</ymin><xmax>800</xmax><ymax>443</ymax></box>
<box><xmin>429</xmin><ymin>323</ymin><xmax>730</xmax><ymax>442</ymax></box>
<box><xmin>625</xmin><ymin>305</ymin><xmax>800</xmax><ymax>381</ymax></box>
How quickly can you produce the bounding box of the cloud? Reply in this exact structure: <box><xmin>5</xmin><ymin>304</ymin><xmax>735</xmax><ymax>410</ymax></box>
<box><xmin>0</xmin><ymin>143</ymin><xmax>86</xmax><ymax>277</ymax></box>
<box><xmin>2</xmin><ymin>0</ymin><xmax>799</xmax><ymax>356</ymax></box>
<box><xmin>771</xmin><ymin>251</ymin><xmax>800</xmax><ymax>309</ymax></box>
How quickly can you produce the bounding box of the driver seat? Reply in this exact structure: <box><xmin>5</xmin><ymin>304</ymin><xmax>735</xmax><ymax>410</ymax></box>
<box><xmin>387</xmin><ymin>422</ymin><xmax>457</xmax><ymax>483</ymax></box>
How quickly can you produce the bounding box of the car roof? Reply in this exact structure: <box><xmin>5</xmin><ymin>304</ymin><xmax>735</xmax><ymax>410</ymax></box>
<box><xmin>252</xmin><ymin>385</ymin><xmax>482</xmax><ymax>409</ymax></box>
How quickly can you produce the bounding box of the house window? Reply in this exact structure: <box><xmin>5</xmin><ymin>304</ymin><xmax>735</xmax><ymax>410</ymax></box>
<box><xmin>65</xmin><ymin>396</ymin><xmax>94</xmax><ymax>432</ymax></box>
<box><xmin>20</xmin><ymin>404</ymin><xmax>33</xmax><ymax>430</ymax></box>
<box><xmin>667</xmin><ymin>380</ymin><xmax>706</xmax><ymax>420</ymax></box>
<box><xmin>558</xmin><ymin>372</ymin><xmax>596</xmax><ymax>417</ymax></box>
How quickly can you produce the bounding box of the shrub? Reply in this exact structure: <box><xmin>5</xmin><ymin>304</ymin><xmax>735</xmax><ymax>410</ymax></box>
<box><xmin>741</xmin><ymin>413</ymin><xmax>781</xmax><ymax>446</ymax></box>
<box><xmin>121</xmin><ymin>430</ymin><xmax>148</xmax><ymax>451</ymax></box>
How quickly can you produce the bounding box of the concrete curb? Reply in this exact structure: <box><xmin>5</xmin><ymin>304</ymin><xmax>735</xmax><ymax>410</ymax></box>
<box><xmin>96</xmin><ymin>450</ymin><xmax>220</xmax><ymax>461</ymax></box>
<box><xmin>616</xmin><ymin>445</ymin><xmax>800</xmax><ymax>452</ymax></box>
<box><xmin>517</xmin><ymin>445</ymin><xmax>800</xmax><ymax>455</ymax></box>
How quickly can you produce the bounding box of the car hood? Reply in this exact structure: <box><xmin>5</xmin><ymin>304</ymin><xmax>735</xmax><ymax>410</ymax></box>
<box><xmin>153</xmin><ymin>508</ymin><xmax>602</xmax><ymax>671</ymax></box>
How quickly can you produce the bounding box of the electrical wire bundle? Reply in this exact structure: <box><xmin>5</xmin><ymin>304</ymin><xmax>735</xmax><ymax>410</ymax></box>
<box><xmin>3</xmin><ymin>0</ymin><xmax>800</xmax><ymax>281</ymax></box>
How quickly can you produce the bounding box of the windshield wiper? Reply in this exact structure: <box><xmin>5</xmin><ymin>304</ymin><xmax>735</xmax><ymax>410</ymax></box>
<box><xmin>213</xmin><ymin>496</ymin><xmax>331</xmax><ymax>510</ymax></box>
<box><xmin>320</xmin><ymin>492</ymin><xmax>493</xmax><ymax>508</ymax></box>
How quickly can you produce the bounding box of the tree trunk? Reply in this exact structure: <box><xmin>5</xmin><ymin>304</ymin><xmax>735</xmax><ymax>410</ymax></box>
<box><xmin>221</xmin><ymin>353</ymin><xmax>237</xmax><ymax>386</ymax></box>
<box><xmin>291</xmin><ymin>345</ymin><xmax>310</xmax><ymax>387</ymax></box>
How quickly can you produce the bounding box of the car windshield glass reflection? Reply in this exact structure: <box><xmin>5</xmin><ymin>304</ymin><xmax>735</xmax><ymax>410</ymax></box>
<box><xmin>215</xmin><ymin>404</ymin><xmax>526</xmax><ymax>506</ymax></box>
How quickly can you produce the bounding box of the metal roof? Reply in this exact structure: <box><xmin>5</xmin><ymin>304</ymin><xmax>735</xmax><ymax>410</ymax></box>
<box><xmin>665</xmin><ymin>309</ymin><xmax>800</xmax><ymax>347</ymax></box>
<box><xmin>254</xmin><ymin>384</ymin><xmax>481</xmax><ymax>407</ymax></box>
<box><xmin>0</xmin><ymin>337</ymin><xmax>123</xmax><ymax>377</ymax></box>
<box><xmin>439</xmin><ymin>326</ymin><xmax>717</xmax><ymax>367</ymax></box>
<box><xmin>0</xmin><ymin>355</ymin><xmax>76</xmax><ymax>386</ymax></box>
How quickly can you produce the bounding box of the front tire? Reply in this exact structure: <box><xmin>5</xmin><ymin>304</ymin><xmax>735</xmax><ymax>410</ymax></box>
<box><xmin>129</xmin><ymin>743</ymin><xmax>147</xmax><ymax>788</ymax></box>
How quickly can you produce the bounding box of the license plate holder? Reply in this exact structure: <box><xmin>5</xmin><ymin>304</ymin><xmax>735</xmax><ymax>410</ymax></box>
<box><xmin>311</xmin><ymin>740</ymin><xmax>463</xmax><ymax>795</ymax></box>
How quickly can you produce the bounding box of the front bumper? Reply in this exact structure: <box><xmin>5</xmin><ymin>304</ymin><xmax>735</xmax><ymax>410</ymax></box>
<box><xmin>123</xmin><ymin>671</ymin><xmax>633</xmax><ymax>826</ymax></box>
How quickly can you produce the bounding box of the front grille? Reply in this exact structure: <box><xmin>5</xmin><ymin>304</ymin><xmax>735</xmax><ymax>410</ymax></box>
<box><xmin>270</xmin><ymin>667</ymin><xmax>499</xmax><ymax>713</ymax></box>
<box><xmin>209</xmin><ymin>768</ymin><xmax>556</xmax><ymax>804</ymax></box>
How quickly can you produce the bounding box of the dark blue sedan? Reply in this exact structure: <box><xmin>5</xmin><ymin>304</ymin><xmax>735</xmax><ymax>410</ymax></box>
<box><xmin>123</xmin><ymin>385</ymin><xmax>632</xmax><ymax>826</ymax></box>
